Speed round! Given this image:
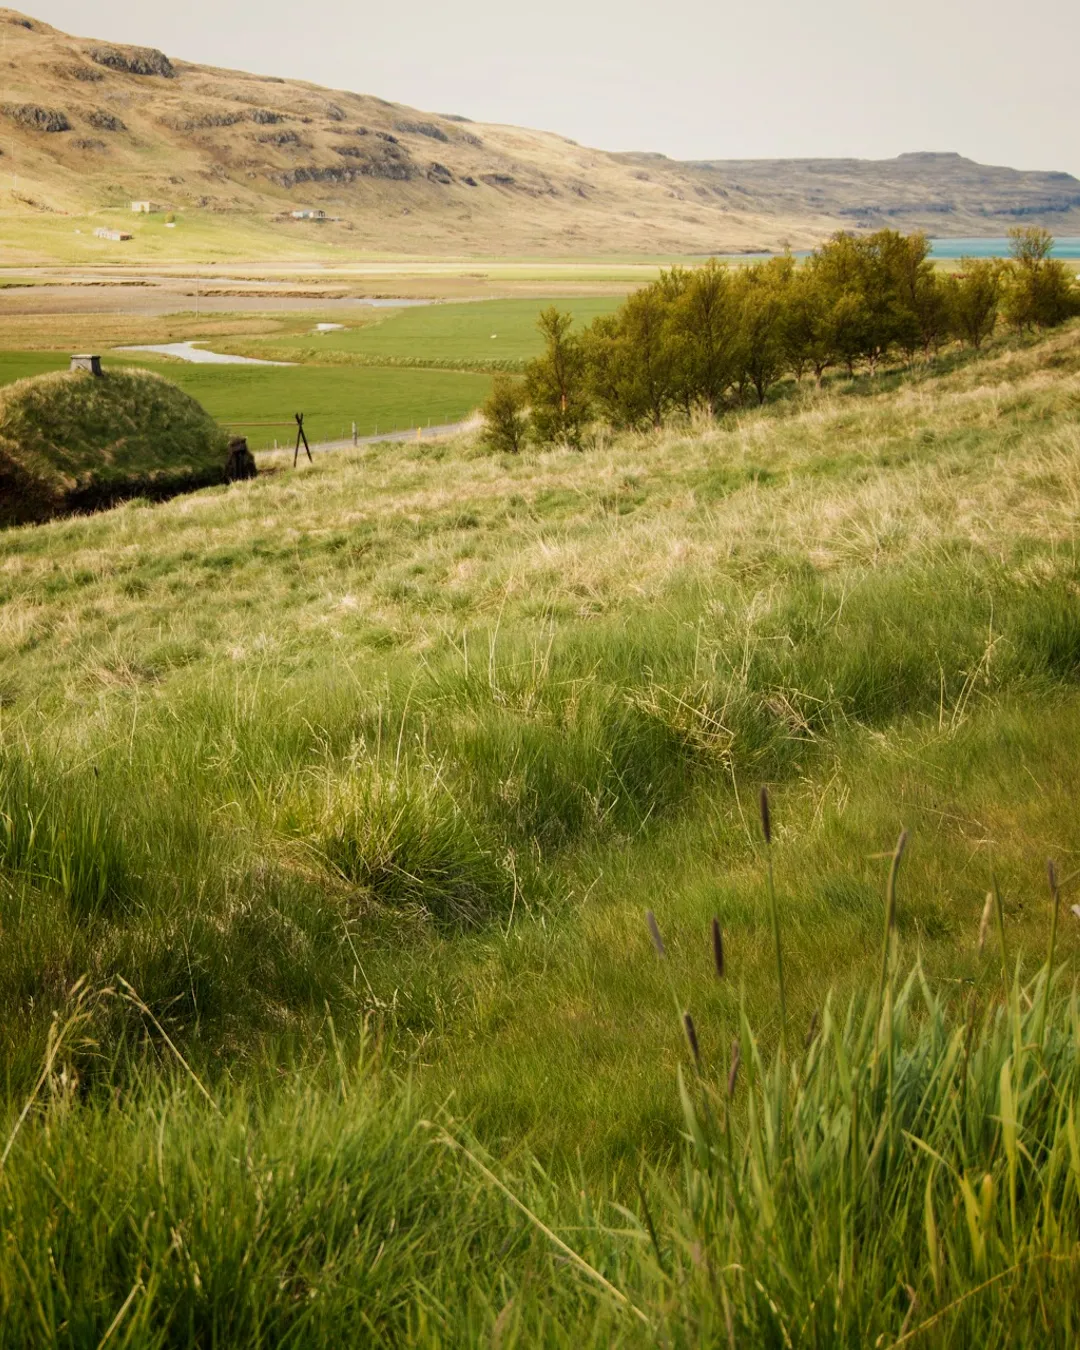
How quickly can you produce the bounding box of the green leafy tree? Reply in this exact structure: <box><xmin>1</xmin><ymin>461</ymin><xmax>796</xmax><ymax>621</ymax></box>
<box><xmin>579</xmin><ymin>313</ymin><xmax>626</xmax><ymax>427</ymax></box>
<box><xmin>480</xmin><ymin>374</ymin><xmax>529</xmax><ymax>454</ymax></box>
<box><xmin>945</xmin><ymin>259</ymin><xmax>1004</xmax><ymax>349</ymax></box>
<box><xmin>812</xmin><ymin>233</ymin><xmax>874</xmax><ymax>376</ymax></box>
<box><xmin>781</xmin><ymin>264</ymin><xmax>833</xmax><ymax>383</ymax></box>
<box><xmin>857</xmin><ymin>230</ymin><xmax>911</xmax><ymax>372</ymax></box>
<box><xmin>734</xmin><ymin>258</ymin><xmax>793</xmax><ymax>405</ymax></box>
<box><xmin>668</xmin><ymin>259</ymin><xmax>738</xmax><ymax>414</ymax></box>
<box><xmin>1004</xmin><ymin>227</ymin><xmax>1077</xmax><ymax>331</ymax></box>
<box><xmin>885</xmin><ymin>231</ymin><xmax>949</xmax><ymax>360</ymax></box>
<box><xmin>614</xmin><ymin>283</ymin><xmax>678</xmax><ymax>428</ymax></box>
<box><xmin>525</xmin><ymin>307</ymin><xmax>590</xmax><ymax>447</ymax></box>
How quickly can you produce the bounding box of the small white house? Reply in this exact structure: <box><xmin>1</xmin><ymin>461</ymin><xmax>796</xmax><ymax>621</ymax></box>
<box><xmin>130</xmin><ymin>201</ymin><xmax>158</xmax><ymax>214</ymax></box>
<box><xmin>291</xmin><ymin>208</ymin><xmax>327</xmax><ymax>221</ymax></box>
<box><xmin>93</xmin><ymin>227</ymin><xmax>133</xmax><ymax>242</ymax></box>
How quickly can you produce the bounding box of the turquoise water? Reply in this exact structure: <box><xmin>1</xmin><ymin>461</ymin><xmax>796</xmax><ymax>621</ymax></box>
<box><xmin>929</xmin><ymin>236</ymin><xmax>1080</xmax><ymax>259</ymax></box>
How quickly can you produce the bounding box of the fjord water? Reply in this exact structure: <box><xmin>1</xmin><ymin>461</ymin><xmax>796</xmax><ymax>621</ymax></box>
<box><xmin>929</xmin><ymin>236</ymin><xmax>1080</xmax><ymax>258</ymax></box>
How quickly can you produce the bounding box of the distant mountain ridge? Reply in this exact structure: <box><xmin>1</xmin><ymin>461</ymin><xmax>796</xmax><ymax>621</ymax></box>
<box><xmin>1</xmin><ymin>7</ymin><xmax>1079</xmax><ymax>256</ymax></box>
<box><xmin>673</xmin><ymin>151</ymin><xmax>1080</xmax><ymax>234</ymax></box>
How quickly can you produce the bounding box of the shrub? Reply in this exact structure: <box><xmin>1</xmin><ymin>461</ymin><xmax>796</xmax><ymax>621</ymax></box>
<box><xmin>525</xmin><ymin>307</ymin><xmax>590</xmax><ymax>448</ymax></box>
<box><xmin>946</xmin><ymin>257</ymin><xmax>1005</xmax><ymax>348</ymax></box>
<box><xmin>480</xmin><ymin>374</ymin><xmax>529</xmax><ymax>453</ymax></box>
<box><xmin>1003</xmin><ymin>226</ymin><xmax>1079</xmax><ymax>331</ymax></box>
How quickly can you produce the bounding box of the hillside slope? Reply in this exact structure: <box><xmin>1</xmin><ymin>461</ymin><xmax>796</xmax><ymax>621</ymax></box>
<box><xmin>0</xmin><ymin>8</ymin><xmax>1079</xmax><ymax>256</ymax></box>
<box><xmin>0</xmin><ymin>319</ymin><xmax>1079</xmax><ymax>1342</ymax></box>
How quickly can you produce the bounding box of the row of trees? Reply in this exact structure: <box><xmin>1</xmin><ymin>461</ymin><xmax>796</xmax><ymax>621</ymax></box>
<box><xmin>483</xmin><ymin>227</ymin><xmax>1078</xmax><ymax>451</ymax></box>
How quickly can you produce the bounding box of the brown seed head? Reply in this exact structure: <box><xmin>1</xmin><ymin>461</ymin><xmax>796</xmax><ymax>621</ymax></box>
<box><xmin>646</xmin><ymin>910</ymin><xmax>667</xmax><ymax>959</ymax></box>
<box><xmin>711</xmin><ymin>917</ymin><xmax>725</xmax><ymax>979</ymax></box>
<box><xmin>727</xmin><ymin>1038</ymin><xmax>741</xmax><ymax>1098</ymax></box>
<box><xmin>759</xmin><ymin>786</ymin><xmax>772</xmax><ymax>845</ymax></box>
<box><xmin>683</xmin><ymin>1012</ymin><xmax>701</xmax><ymax>1070</ymax></box>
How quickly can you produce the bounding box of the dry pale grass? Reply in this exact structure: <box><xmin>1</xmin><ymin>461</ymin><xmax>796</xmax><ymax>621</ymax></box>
<box><xmin>2</xmin><ymin>326</ymin><xmax>1078</xmax><ymax>708</ymax></box>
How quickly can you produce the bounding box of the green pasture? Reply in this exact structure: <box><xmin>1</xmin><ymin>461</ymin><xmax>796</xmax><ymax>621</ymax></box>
<box><xmin>0</xmin><ymin>293</ymin><xmax>620</xmax><ymax>450</ymax></box>
<box><xmin>244</xmin><ymin>296</ymin><xmax>624</xmax><ymax>367</ymax></box>
<box><xmin>124</xmin><ymin>358</ymin><xmax>491</xmax><ymax>446</ymax></box>
<box><xmin>0</xmin><ymin>351</ymin><xmax>72</xmax><ymax>384</ymax></box>
<box><xmin>0</xmin><ymin>351</ymin><xmax>492</xmax><ymax>448</ymax></box>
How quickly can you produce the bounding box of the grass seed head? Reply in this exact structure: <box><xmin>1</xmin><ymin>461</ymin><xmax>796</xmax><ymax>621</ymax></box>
<box><xmin>979</xmin><ymin>891</ymin><xmax>995</xmax><ymax>952</ymax></box>
<box><xmin>727</xmin><ymin>1038</ymin><xmax>740</xmax><ymax>1098</ymax></box>
<box><xmin>646</xmin><ymin>910</ymin><xmax>667</xmax><ymax>959</ymax></box>
<box><xmin>711</xmin><ymin>917</ymin><xmax>724</xmax><ymax>979</ymax></box>
<box><xmin>758</xmin><ymin>786</ymin><xmax>772</xmax><ymax>846</ymax></box>
<box><xmin>683</xmin><ymin>1012</ymin><xmax>700</xmax><ymax>1071</ymax></box>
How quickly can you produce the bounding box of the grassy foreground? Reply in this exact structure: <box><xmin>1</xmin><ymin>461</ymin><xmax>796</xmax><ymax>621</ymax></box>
<box><xmin>1</xmin><ymin>323</ymin><xmax>1080</xmax><ymax>1343</ymax></box>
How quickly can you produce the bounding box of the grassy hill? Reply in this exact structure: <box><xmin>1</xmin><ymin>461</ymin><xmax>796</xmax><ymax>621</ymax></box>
<box><xmin>0</xmin><ymin>8</ymin><xmax>1079</xmax><ymax>261</ymax></box>
<box><xmin>0</xmin><ymin>322</ymin><xmax>1078</xmax><ymax>1340</ymax></box>
<box><xmin>0</xmin><ymin>365</ymin><xmax>227</xmax><ymax>521</ymax></box>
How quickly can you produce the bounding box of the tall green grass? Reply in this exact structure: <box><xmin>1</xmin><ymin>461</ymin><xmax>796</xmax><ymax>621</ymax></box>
<box><xmin>0</xmin><ymin>751</ymin><xmax>132</xmax><ymax>916</ymax></box>
<box><xmin>1</xmin><ymin>837</ymin><xmax>1079</xmax><ymax>1345</ymax></box>
<box><xmin>0</xmin><ymin>321</ymin><xmax>1079</xmax><ymax>1342</ymax></box>
<box><xmin>628</xmin><ymin>809</ymin><xmax>1080</xmax><ymax>1347</ymax></box>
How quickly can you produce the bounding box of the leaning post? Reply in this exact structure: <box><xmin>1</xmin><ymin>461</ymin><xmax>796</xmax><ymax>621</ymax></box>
<box><xmin>293</xmin><ymin>412</ymin><xmax>313</xmax><ymax>467</ymax></box>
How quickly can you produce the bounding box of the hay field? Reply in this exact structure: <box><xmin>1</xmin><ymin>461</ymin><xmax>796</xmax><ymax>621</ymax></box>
<box><xmin>1</xmin><ymin>322</ymin><xmax>1079</xmax><ymax>1343</ymax></box>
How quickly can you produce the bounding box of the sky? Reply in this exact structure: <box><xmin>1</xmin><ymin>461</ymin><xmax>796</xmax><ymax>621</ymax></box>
<box><xmin>22</xmin><ymin>0</ymin><xmax>1080</xmax><ymax>177</ymax></box>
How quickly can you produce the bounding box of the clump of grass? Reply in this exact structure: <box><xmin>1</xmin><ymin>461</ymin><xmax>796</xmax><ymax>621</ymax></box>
<box><xmin>652</xmin><ymin>800</ymin><xmax>1080</xmax><ymax>1345</ymax></box>
<box><xmin>0</xmin><ymin>749</ymin><xmax>132</xmax><ymax>917</ymax></box>
<box><xmin>311</xmin><ymin>765</ymin><xmax>514</xmax><ymax>928</ymax></box>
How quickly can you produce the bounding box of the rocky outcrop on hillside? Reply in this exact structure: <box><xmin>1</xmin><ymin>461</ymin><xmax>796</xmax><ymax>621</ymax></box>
<box><xmin>88</xmin><ymin>45</ymin><xmax>174</xmax><ymax>78</ymax></box>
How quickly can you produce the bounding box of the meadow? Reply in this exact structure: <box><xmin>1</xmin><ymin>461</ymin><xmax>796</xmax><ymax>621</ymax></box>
<box><xmin>115</xmin><ymin>359</ymin><xmax>493</xmax><ymax>447</ymax></box>
<box><xmin>0</xmin><ymin>295</ymin><xmax>631</xmax><ymax>450</ymax></box>
<box><xmin>0</xmin><ymin>348</ymin><xmax>492</xmax><ymax>449</ymax></box>
<box><xmin>1</xmin><ymin>318</ymin><xmax>1079</xmax><ymax>1343</ymax></box>
<box><xmin>226</xmin><ymin>297</ymin><xmax>625</xmax><ymax>369</ymax></box>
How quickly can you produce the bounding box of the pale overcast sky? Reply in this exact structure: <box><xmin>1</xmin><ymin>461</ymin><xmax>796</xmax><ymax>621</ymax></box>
<box><xmin>24</xmin><ymin>0</ymin><xmax>1080</xmax><ymax>176</ymax></box>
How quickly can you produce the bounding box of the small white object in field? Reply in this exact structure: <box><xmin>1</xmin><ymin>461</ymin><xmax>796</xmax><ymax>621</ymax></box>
<box><xmin>315</xmin><ymin>322</ymin><xmax>345</xmax><ymax>332</ymax></box>
<box><xmin>1071</xmin><ymin>904</ymin><xmax>1080</xmax><ymax>920</ymax></box>
<box><xmin>491</xmin><ymin>333</ymin><xmax>497</xmax><ymax>339</ymax></box>
<box><xmin>165</xmin><ymin>222</ymin><xmax>176</xmax><ymax>229</ymax></box>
